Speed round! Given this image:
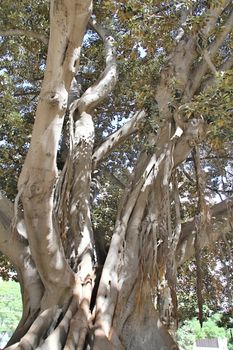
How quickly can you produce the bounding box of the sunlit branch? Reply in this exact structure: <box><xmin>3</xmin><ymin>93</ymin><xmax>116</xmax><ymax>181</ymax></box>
<box><xmin>71</xmin><ymin>20</ymin><xmax>118</xmax><ymax>114</ymax></box>
<box><xmin>92</xmin><ymin>110</ymin><xmax>146</xmax><ymax>169</ymax></box>
<box><xmin>17</xmin><ymin>0</ymin><xmax>92</xmax><ymax>296</ymax></box>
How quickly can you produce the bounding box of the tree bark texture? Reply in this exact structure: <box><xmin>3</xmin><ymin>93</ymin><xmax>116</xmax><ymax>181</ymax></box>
<box><xmin>0</xmin><ymin>1</ymin><xmax>233</xmax><ymax>350</ymax></box>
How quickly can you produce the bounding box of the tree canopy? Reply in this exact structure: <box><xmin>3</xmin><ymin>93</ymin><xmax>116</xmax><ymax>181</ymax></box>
<box><xmin>0</xmin><ymin>1</ymin><xmax>232</xmax><ymax>349</ymax></box>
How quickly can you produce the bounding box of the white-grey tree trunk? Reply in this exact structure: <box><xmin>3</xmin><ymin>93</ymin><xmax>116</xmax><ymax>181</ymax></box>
<box><xmin>0</xmin><ymin>1</ymin><xmax>232</xmax><ymax>349</ymax></box>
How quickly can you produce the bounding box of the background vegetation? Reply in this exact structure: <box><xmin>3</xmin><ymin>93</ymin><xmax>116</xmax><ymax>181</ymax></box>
<box><xmin>0</xmin><ymin>281</ymin><xmax>22</xmax><ymax>348</ymax></box>
<box><xmin>0</xmin><ymin>0</ymin><xmax>232</xmax><ymax>348</ymax></box>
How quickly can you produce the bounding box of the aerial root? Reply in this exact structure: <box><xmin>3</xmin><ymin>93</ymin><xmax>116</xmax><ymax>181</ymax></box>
<box><xmin>64</xmin><ymin>307</ymin><xmax>89</xmax><ymax>350</ymax></box>
<box><xmin>5</xmin><ymin>308</ymin><xmax>40</xmax><ymax>347</ymax></box>
<box><xmin>39</xmin><ymin>297</ymin><xmax>78</xmax><ymax>350</ymax></box>
<box><xmin>5</xmin><ymin>306</ymin><xmax>62</xmax><ymax>350</ymax></box>
<box><xmin>4</xmin><ymin>294</ymin><xmax>94</xmax><ymax>350</ymax></box>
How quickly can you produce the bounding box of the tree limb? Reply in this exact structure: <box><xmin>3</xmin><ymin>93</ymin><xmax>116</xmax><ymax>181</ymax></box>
<box><xmin>0</xmin><ymin>194</ymin><xmax>44</xmax><ymax>336</ymax></box>
<box><xmin>202</xmin><ymin>0</ymin><xmax>231</xmax><ymax>36</ymax></box>
<box><xmin>201</xmin><ymin>55</ymin><xmax>233</xmax><ymax>91</ymax></box>
<box><xmin>0</xmin><ymin>29</ymin><xmax>48</xmax><ymax>45</ymax></box>
<box><xmin>71</xmin><ymin>20</ymin><xmax>118</xmax><ymax>114</ymax></box>
<box><xmin>100</xmin><ymin>168</ymin><xmax>126</xmax><ymax>189</ymax></box>
<box><xmin>0</xmin><ymin>194</ymin><xmax>23</xmax><ymax>264</ymax></box>
<box><xmin>14</xmin><ymin>90</ymin><xmax>40</xmax><ymax>97</ymax></box>
<box><xmin>92</xmin><ymin>110</ymin><xmax>146</xmax><ymax>169</ymax></box>
<box><xmin>17</xmin><ymin>0</ymin><xmax>92</xmax><ymax>299</ymax></box>
<box><xmin>176</xmin><ymin>197</ymin><xmax>233</xmax><ymax>266</ymax></box>
<box><xmin>188</xmin><ymin>8</ymin><xmax>233</xmax><ymax>96</ymax></box>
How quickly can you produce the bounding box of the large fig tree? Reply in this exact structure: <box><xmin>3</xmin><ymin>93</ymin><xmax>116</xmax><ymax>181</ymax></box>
<box><xmin>0</xmin><ymin>1</ymin><xmax>233</xmax><ymax>349</ymax></box>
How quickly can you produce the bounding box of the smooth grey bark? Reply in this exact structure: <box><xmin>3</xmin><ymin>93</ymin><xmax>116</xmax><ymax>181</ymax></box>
<box><xmin>90</xmin><ymin>3</ymin><xmax>233</xmax><ymax>347</ymax></box>
<box><xmin>176</xmin><ymin>197</ymin><xmax>233</xmax><ymax>266</ymax></box>
<box><xmin>0</xmin><ymin>1</ymin><xmax>232</xmax><ymax>350</ymax></box>
<box><xmin>0</xmin><ymin>191</ymin><xmax>232</xmax><ymax>348</ymax></box>
<box><xmin>2</xmin><ymin>194</ymin><xmax>231</xmax><ymax>298</ymax></box>
<box><xmin>0</xmin><ymin>195</ymin><xmax>44</xmax><ymax>345</ymax></box>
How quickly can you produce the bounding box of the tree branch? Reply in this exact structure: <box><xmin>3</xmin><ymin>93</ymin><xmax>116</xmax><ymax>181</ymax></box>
<box><xmin>71</xmin><ymin>20</ymin><xmax>118</xmax><ymax>114</ymax></box>
<box><xmin>102</xmin><ymin>168</ymin><xmax>126</xmax><ymax>189</ymax></box>
<box><xmin>173</xmin><ymin>118</ymin><xmax>207</xmax><ymax>168</ymax></box>
<box><xmin>201</xmin><ymin>55</ymin><xmax>233</xmax><ymax>91</ymax></box>
<box><xmin>176</xmin><ymin>197</ymin><xmax>233</xmax><ymax>266</ymax></box>
<box><xmin>188</xmin><ymin>8</ymin><xmax>233</xmax><ymax>96</ymax></box>
<box><xmin>202</xmin><ymin>0</ymin><xmax>231</xmax><ymax>36</ymax></box>
<box><xmin>14</xmin><ymin>90</ymin><xmax>40</xmax><ymax>97</ymax></box>
<box><xmin>0</xmin><ymin>29</ymin><xmax>48</xmax><ymax>45</ymax></box>
<box><xmin>0</xmin><ymin>194</ymin><xmax>26</xmax><ymax>265</ymax></box>
<box><xmin>0</xmin><ymin>194</ymin><xmax>44</xmax><ymax>334</ymax></box>
<box><xmin>92</xmin><ymin>110</ymin><xmax>146</xmax><ymax>169</ymax></box>
<box><xmin>17</xmin><ymin>0</ymin><xmax>92</xmax><ymax>298</ymax></box>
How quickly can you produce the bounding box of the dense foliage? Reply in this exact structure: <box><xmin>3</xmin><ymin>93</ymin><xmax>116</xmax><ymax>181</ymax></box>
<box><xmin>1</xmin><ymin>0</ymin><xmax>233</xmax><ymax>199</ymax></box>
<box><xmin>0</xmin><ymin>1</ymin><xmax>232</xmax><ymax>348</ymax></box>
<box><xmin>177</xmin><ymin>312</ymin><xmax>233</xmax><ymax>350</ymax></box>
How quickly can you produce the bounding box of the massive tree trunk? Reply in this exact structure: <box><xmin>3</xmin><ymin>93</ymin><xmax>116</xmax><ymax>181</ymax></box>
<box><xmin>0</xmin><ymin>1</ymin><xmax>233</xmax><ymax>349</ymax></box>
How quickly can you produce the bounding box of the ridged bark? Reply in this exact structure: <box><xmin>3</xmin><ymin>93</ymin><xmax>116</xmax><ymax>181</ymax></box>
<box><xmin>0</xmin><ymin>1</ymin><xmax>232</xmax><ymax>350</ymax></box>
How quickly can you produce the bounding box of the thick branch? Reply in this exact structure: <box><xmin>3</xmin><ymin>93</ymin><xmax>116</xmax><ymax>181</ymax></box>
<box><xmin>17</xmin><ymin>0</ymin><xmax>92</xmax><ymax>299</ymax></box>
<box><xmin>0</xmin><ymin>194</ymin><xmax>24</xmax><ymax>266</ymax></box>
<box><xmin>0</xmin><ymin>29</ymin><xmax>48</xmax><ymax>45</ymax></box>
<box><xmin>201</xmin><ymin>55</ymin><xmax>233</xmax><ymax>91</ymax></box>
<box><xmin>202</xmin><ymin>0</ymin><xmax>231</xmax><ymax>36</ymax></box>
<box><xmin>0</xmin><ymin>194</ymin><xmax>44</xmax><ymax>338</ymax></box>
<box><xmin>72</xmin><ymin>20</ymin><xmax>117</xmax><ymax>113</ymax></box>
<box><xmin>176</xmin><ymin>197</ymin><xmax>233</xmax><ymax>266</ymax></box>
<box><xmin>188</xmin><ymin>8</ymin><xmax>233</xmax><ymax>96</ymax></box>
<box><xmin>173</xmin><ymin>118</ymin><xmax>207</xmax><ymax>168</ymax></box>
<box><xmin>92</xmin><ymin>110</ymin><xmax>146</xmax><ymax>169</ymax></box>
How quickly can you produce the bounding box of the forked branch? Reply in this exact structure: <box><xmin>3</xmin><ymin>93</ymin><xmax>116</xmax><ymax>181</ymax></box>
<box><xmin>188</xmin><ymin>7</ymin><xmax>233</xmax><ymax>96</ymax></box>
<box><xmin>92</xmin><ymin>110</ymin><xmax>146</xmax><ymax>169</ymax></box>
